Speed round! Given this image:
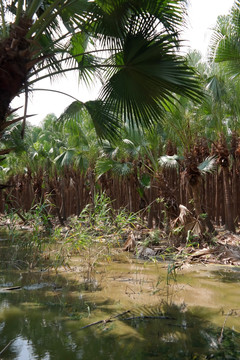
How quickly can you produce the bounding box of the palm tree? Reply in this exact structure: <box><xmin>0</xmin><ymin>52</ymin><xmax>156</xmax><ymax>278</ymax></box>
<box><xmin>0</xmin><ymin>0</ymin><xmax>202</xmax><ymax>146</ymax></box>
<box><xmin>95</xmin><ymin>122</ymin><xmax>144</xmax><ymax>213</ymax></box>
<box><xmin>210</xmin><ymin>1</ymin><xmax>240</xmax><ymax>78</ymax></box>
<box><xmin>204</xmin><ymin>66</ymin><xmax>240</xmax><ymax>233</ymax></box>
<box><xmin>158</xmin><ymin>77</ymin><xmax>218</xmax><ymax>236</ymax></box>
<box><xmin>185</xmin><ymin>45</ymin><xmax>240</xmax><ymax>233</ymax></box>
<box><xmin>159</xmin><ymin>150</ymin><xmax>217</xmax><ymax>236</ymax></box>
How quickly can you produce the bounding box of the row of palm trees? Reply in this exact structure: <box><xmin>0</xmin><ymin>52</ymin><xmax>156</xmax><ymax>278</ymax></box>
<box><xmin>1</xmin><ymin>1</ymin><xmax>240</xmax><ymax>236</ymax></box>
<box><xmin>0</xmin><ymin>125</ymin><xmax>239</xmax><ymax>235</ymax></box>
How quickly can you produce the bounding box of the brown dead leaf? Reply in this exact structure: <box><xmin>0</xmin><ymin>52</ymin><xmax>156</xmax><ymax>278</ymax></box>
<box><xmin>123</xmin><ymin>231</ymin><xmax>136</xmax><ymax>252</ymax></box>
<box><xmin>190</xmin><ymin>248</ymin><xmax>216</xmax><ymax>258</ymax></box>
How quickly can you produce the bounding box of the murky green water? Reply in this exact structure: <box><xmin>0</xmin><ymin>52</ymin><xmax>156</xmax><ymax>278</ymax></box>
<box><xmin>1</xmin><ymin>237</ymin><xmax>240</xmax><ymax>359</ymax></box>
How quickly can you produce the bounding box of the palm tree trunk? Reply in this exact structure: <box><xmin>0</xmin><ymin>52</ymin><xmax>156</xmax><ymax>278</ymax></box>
<box><xmin>128</xmin><ymin>177</ymin><xmax>133</xmax><ymax>213</ymax></box>
<box><xmin>215</xmin><ymin>172</ymin><xmax>220</xmax><ymax>226</ymax></box>
<box><xmin>147</xmin><ymin>178</ymin><xmax>154</xmax><ymax>228</ymax></box>
<box><xmin>222</xmin><ymin>166</ymin><xmax>235</xmax><ymax>233</ymax></box>
<box><xmin>190</xmin><ymin>182</ymin><xmax>206</xmax><ymax>232</ymax></box>
<box><xmin>60</xmin><ymin>176</ymin><xmax>66</xmax><ymax>221</ymax></box>
<box><xmin>232</xmin><ymin>161</ymin><xmax>238</xmax><ymax>225</ymax></box>
<box><xmin>216</xmin><ymin>134</ymin><xmax>235</xmax><ymax>232</ymax></box>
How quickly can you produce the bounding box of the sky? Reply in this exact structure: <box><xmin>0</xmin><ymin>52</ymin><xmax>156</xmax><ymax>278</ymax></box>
<box><xmin>11</xmin><ymin>0</ymin><xmax>235</xmax><ymax>126</ymax></box>
<box><xmin>183</xmin><ymin>0</ymin><xmax>235</xmax><ymax>56</ymax></box>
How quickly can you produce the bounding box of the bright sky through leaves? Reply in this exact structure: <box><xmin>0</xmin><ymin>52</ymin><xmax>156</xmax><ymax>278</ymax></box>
<box><xmin>183</xmin><ymin>0</ymin><xmax>235</xmax><ymax>57</ymax></box>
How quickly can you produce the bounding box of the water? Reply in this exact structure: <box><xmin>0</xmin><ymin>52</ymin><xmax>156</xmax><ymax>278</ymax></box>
<box><xmin>0</xmin><ymin>235</ymin><xmax>240</xmax><ymax>359</ymax></box>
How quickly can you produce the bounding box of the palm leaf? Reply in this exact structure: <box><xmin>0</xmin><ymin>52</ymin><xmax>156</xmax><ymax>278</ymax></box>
<box><xmin>95</xmin><ymin>158</ymin><xmax>114</xmax><ymax>179</ymax></box>
<box><xmin>59</xmin><ymin>100</ymin><xmax>85</xmax><ymax>122</ymax></box>
<box><xmin>96</xmin><ymin>157</ymin><xmax>132</xmax><ymax>178</ymax></box>
<box><xmin>59</xmin><ymin>99</ymin><xmax>121</xmax><ymax>140</ymax></box>
<box><xmin>84</xmin><ymin>100</ymin><xmax>121</xmax><ymax>140</ymax></box>
<box><xmin>74</xmin><ymin>154</ymin><xmax>89</xmax><ymax>172</ymax></box>
<box><xmin>100</xmin><ymin>141</ymin><xmax>120</xmax><ymax>159</ymax></box>
<box><xmin>139</xmin><ymin>173</ymin><xmax>151</xmax><ymax>188</ymax></box>
<box><xmin>99</xmin><ymin>31</ymin><xmax>203</xmax><ymax>131</ymax></box>
<box><xmin>54</xmin><ymin>148</ymin><xmax>75</xmax><ymax>167</ymax></box>
<box><xmin>197</xmin><ymin>155</ymin><xmax>217</xmax><ymax>175</ymax></box>
<box><xmin>86</xmin><ymin>0</ymin><xmax>185</xmax><ymax>48</ymax></box>
<box><xmin>206</xmin><ymin>75</ymin><xmax>227</xmax><ymax>102</ymax></box>
<box><xmin>159</xmin><ymin>154</ymin><xmax>181</xmax><ymax>168</ymax></box>
<box><xmin>210</xmin><ymin>2</ymin><xmax>240</xmax><ymax>78</ymax></box>
<box><xmin>112</xmin><ymin>161</ymin><xmax>132</xmax><ymax>176</ymax></box>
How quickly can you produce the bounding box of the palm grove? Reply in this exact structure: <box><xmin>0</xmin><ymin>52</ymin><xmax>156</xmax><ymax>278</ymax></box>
<box><xmin>0</xmin><ymin>0</ymin><xmax>239</xmax><ymax>237</ymax></box>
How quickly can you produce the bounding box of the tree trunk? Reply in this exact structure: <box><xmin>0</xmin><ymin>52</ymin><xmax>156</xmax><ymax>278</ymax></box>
<box><xmin>147</xmin><ymin>178</ymin><xmax>154</xmax><ymax>228</ymax></box>
<box><xmin>0</xmin><ymin>17</ymin><xmax>33</xmax><ymax>130</ymax></box>
<box><xmin>232</xmin><ymin>161</ymin><xmax>238</xmax><ymax>225</ymax></box>
<box><xmin>214</xmin><ymin>172</ymin><xmax>219</xmax><ymax>225</ymax></box>
<box><xmin>60</xmin><ymin>176</ymin><xmax>66</xmax><ymax>221</ymax></box>
<box><xmin>87</xmin><ymin>168</ymin><xmax>95</xmax><ymax>216</ymax></box>
<box><xmin>190</xmin><ymin>175</ymin><xmax>215</xmax><ymax>235</ymax></box>
<box><xmin>128</xmin><ymin>177</ymin><xmax>133</xmax><ymax>213</ymax></box>
<box><xmin>190</xmin><ymin>181</ymin><xmax>206</xmax><ymax>233</ymax></box>
<box><xmin>222</xmin><ymin>166</ymin><xmax>235</xmax><ymax>233</ymax></box>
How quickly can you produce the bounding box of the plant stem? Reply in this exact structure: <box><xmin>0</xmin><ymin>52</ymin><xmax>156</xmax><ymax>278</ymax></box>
<box><xmin>15</xmin><ymin>0</ymin><xmax>24</xmax><ymax>25</ymax></box>
<box><xmin>26</xmin><ymin>0</ymin><xmax>45</xmax><ymax>19</ymax></box>
<box><xmin>27</xmin><ymin>48</ymin><xmax>120</xmax><ymax>80</ymax></box>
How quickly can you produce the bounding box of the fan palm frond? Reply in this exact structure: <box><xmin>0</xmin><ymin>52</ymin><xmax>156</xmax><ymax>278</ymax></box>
<box><xmin>210</xmin><ymin>2</ymin><xmax>240</xmax><ymax>78</ymax></box>
<box><xmin>96</xmin><ymin>157</ymin><xmax>132</xmax><ymax>178</ymax></box>
<box><xmin>139</xmin><ymin>173</ymin><xmax>151</xmax><ymax>188</ymax></box>
<box><xmin>159</xmin><ymin>154</ymin><xmax>181</xmax><ymax>168</ymax></box>
<box><xmin>54</xmin><ymin>148</ymin><xmax>75</xmax><ymax>167</ymax></box>
<box><xmin>84</xmin><ymin>100</ymin><xmax>121</xmax><ymax>140</ymax></box>
<box><xmin>197</xmin><ymin>155</ymin><xmax>217</xmax><ymax>175</ymax></box>
<box><xmin>206</xmin><ymin>75</ymin><xmax>227</xmax><ymax>102</ymax></box>
<box><xmin>99</xmin><ymin>31</ymin><xmax>202</xmax><ymax>131</ymax></box>
<box><xmin>95</xmin><ymin>158</ymin><xmax>114</xmax><ymax>179</ymax></box>
<box><xmin>112</xmin><ymin>161</ymin><xmax>132</xmax><ymax>176</ymax></box>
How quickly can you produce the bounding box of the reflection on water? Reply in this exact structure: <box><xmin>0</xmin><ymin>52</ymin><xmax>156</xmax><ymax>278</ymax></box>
<box><xmin>0</xmin><ymin>264</ymin><xmax>240</xmax><ymax>360</ymax></box>
<box><xmin>12</xmin><ymin>337</ymin><xmax>39</xmax><ymax>360</ymax></box>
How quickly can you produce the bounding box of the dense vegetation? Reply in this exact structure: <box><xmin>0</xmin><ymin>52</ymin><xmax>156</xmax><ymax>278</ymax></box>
<box><xmin>1</xmin><ymin>1</ymin><xmax>240</xmax><ymax>241</ymax></box>
<box><xmin>2</xmin><ymin>5</ymin><xmax>240</xmax><ymax>360</ymax></box>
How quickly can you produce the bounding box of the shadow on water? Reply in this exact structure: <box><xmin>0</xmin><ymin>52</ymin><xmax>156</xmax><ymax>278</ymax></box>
<box><xmin>1</xmin><ymin>232</ymin><xmax>240</xmax><ymax>359</ymax></box>
<box><xmin>210</xmin><ymin>267</ymin><xmax>240</xmax><ymax>283</ymax></box>
<box><xmin>0</xmin><ymin>270</ymin><xmax>240</xmax><ymax>360</ymax></box>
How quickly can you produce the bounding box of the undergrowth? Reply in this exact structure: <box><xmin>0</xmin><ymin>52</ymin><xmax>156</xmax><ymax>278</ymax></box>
<box><xmin>0</xmin><ymin>192</ymin><xmax>141</xmax><ymax>273</ymax></box>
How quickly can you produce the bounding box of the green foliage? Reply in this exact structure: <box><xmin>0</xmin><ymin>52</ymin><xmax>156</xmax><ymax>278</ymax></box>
<box><xmin>49</xmin><ymin>192</ymin><xmax>139</xmax><ymax>284</ymax></box>
<box><xmin>114</xmin><ymin>208</ymin><xmax>138</xmax><ymax>233</ymax></box>
<box><xmin>210</xmin><ymin>1</ymin><xmax>240</xmax><ymax>78</ymax></box>
<box><xmin>1</xmin><ymin>195</ymin><xmax>56</xmax><ymax>269</ymax></box>
<box><xmin>29</xmin><ymin>200</ymin><xmax>53</xmax><ymax>233</ymax></box>
<box><xmin>142</xmin><ymin>229</ymin><xmax>161</xmax><ymax>247</ymax></box>
<box><xmin>197</xmin><ymin>155</ymin><xmax>217</xmax><ymax>175</ymax></box>
<box><xmin>65</xmin><ymin>192</ymin><xmax>139</xmax><ymax>250</ymax></box>
<box><xmin>186</xmin><ymin>230</ymin><xmax>199</xmax><ymax>248</ymax></box>
<box><xmin>3</xmin><ymin>204</ymin><xmax>19</xmax><ymax>242</ymax></box>
<box><xmin>139</xmin><ymin>173</ymin><xmax>151</xmax><ymax>188</ymax></box>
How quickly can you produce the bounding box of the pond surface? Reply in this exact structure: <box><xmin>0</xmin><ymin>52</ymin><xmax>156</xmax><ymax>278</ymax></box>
<box><xmin>0</xmin><ymin>238</ymin><xmax>240</xmax><ymax>359</ymax></box>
